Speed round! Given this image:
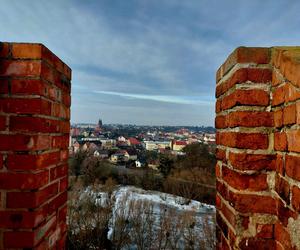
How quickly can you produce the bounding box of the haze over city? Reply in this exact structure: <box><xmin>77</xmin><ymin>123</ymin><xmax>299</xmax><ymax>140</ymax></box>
<box><xmin>0</xmin><ymin>0</ymin><xmax>299</xmax><ymax>125</ymax></box>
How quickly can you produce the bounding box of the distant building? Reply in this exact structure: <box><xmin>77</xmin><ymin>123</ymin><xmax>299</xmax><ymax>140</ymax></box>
<box><xmin>144</xmin><ymin>140</ymin><xmax>172</xmax><ymax>151</ymax></box>
<box><xmin>173</xmin><ymin>140</ymin><xmax>187</xmax><ymax>151</ymax></box>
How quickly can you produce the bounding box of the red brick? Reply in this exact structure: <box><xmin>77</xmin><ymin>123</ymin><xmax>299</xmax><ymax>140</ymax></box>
<box><xmin>216</xmin><ymin>163</ymin><xmax>221</xmax><ymax>178</ymax></box>
<box><xmin>296</xmin><ymin>102</ymin><xmax>300</xmax><ymax>125</ymax></box>
<box><xmin>285</xmin><ymin>154</ymin><xmax>300</xmax><ymax>181</ymax></box>
<box><xmin>288</xmin><ymin>132</ymin><xmax>300</xmax><ymax>154</ymax></box>
<box><xmin>41</xmin><ymin>45</ymin><xmax>71</xmax><ymax>80</ymax></box>
<box><xmin>51</xmin><ymin>135</ymin><xmax>69</xmax><ymax>149</ymax></box>
<box><xmin>0</xmin><ymin>79</ymin><xmax>9</xmax><ymax>94</ymax></box>
<box><xmin>217</xmin><ymin>47</ymin><xmax>270</xmax><ymax>82</ymax></box>
<box><xmin>0</xmin><ymin>42</ymin><xmax>10</xmax><ymax>58</ymax></box>
<box><xmin>275</xmin><ymin>174</ymin><xmax>290</xmax><ymax>204</ymax></box>
<box><xmin>292</xmin><ymin>185</ymin><xmax>300</xmax><ymax>212</ymax></box>
<box><xmin>10</xmin><ymin>79</ymin><xmax>45</xmax><ymax>96</ymax></box>
<box><xmin>7</xmin><ymin>182</ymin><xmax>58</xmax><ymax>209</ymax></box>
<box><xmin>277</xmin><ymin>200</ymin><xmax>298</xmax><ymax>226</ymax></box>
<box><xmin>62</xmin><ymin>92</ymin><xmax>71</xmax><ymax>107</ymax></box>
<box><xmin>223</xmin><ymin>166</ymin><xmax>268</xmax><ymax>191</ymax></box>
<box><xmin>283</xmin><ymin>104</ymin><xmax>296</xmax><ymax>125</ymax></box>
<box><xmin>276</xmin><ymin>154</ymin><xmax>284</xmax><ymax>175</ymax></box>
<box><xmin>59</xmin><ymin>177</ymin><xmax>68</xmax><ymax>192</ymax></box>
<box><xmin>216</xmin><ymin>180</ymin><xmax>229</xmax><ymax>201</ymax></box>
<box><xmin>274</xmin><ymin>222</ymin><xmax>293</xmax><ymax>249</ymax></box>
<box><xmin>272</xmin><ymin>69</ymin><xmax>284</xmax><ymax>86</ymax></box>
<box><xmin>274</xmin><ymin>109</ymin><xmax>283</xmax><ymax>128</ymax></box>
<box><xmin>0</xmin><ymin>97</ymin><xmax>52</xmax><ymax>115</ymax></box>
<box><xmin>0</xmin><ymin>60</ymin><xmax>41</xmax><ymax>77</ymax></box>
<box><xmin>0</xmin><ymin>171</ymin><xmax>49</xmax><ymax>190</ymax></box>
<box><xmin>48</xmin><ymin>191</ymin><xmax>68</xmax><ymax>215</ymax></box>
<box><xmin>217</xmin><ymin>69</ymin><xmax>260</xmax><ymax>99</ymax></box>
<box><xmin>3</xmin><ymin>215</ymin><xmax>56</xmax><ymax>248</ymax></box>
<box><xmin>227</xmin><ymin>111</ymin><xmax>273</xmax><ymax>127</ymax></box>
<box><xmin>274</xmin><ymin>132</ymin><xmax>287</xmax><ymax>151</ymax></box>
<box><xmin>12</xmin><ymin>43</ymin><xmax>42</xmax><ymax>59</ymax></box>
<box><xmin>60</xmin><ymin>150</ymin><xmax>69</xmax><ymax>162</ymax></box>
<box><xmin>216</xmin><ymin>148</ymin><xmax>226</xmax><ymax>161</ymax></box>
<box><xmin>256</xmin><ymin>224</ymin><xmax>274</xmax><ymax>238</ymax></box>
<box><xmin>215</xmin><ymin>115</ymin><xmax>227</xmax><ymax>129</ymax></box>
<box><xmin>272</xmin><ymin>85</ymin><xmax>285</xmax><ymax>106</ymax></box>
<box><xmin>221</xmin><ymin>89</ymin><xmax>269</xmax><ymax>111</ymax></box>
<box><xmin>9</xmin><ymin>116</ymin><xmax>63</xmax><ymax>133</ymax></box>
<box><xmin>284</xmin><ymin>82</ymin><xmax>300</xmax><ymax>102</ymax></box>
<box><xmin>217</xmin><ymin>131</ymin><xmax>269</xmax><ymax>150</ymax></box>
<box><xmin>50</xmin><ymin>164</ymin><xmax>68</xmax><ymax>181</ymax></box>
<box><xmin>0</xmin><ymin>134</ymin><xmax>51</xmax><ymax>151</ymax></box>
<box><xmin>0</xmin><ymin>115</ymin><xmax>6</xmax><ymax>131</ymax></box>
<box><xmin>239</xmin><ymin>238</ymin><xmax>276</xmax><ymax>250</ymax></box>
<box><xmin>216</xmin><ymin>211</ymin><xmax>229</xmax><ymax>239</ymax></box>
<box><xmin>7</xmin><ymin>151</ymin><xmax>60</xmax><ymax>170</ymax></box>
<box><xmin>0</xmin><ymin>210</ymin><xmax>46</xmax><ymax>229</ymax></box>
<box><xmin>227</xmin><ymin>191</ymin><xmax>277</xmax><ymax>214</ymax></box>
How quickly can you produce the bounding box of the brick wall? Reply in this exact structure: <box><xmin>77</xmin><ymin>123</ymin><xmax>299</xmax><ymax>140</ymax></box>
<box><xmin>0</xmin><ymin>42</ymin><xmax>71</xmax><ymax>249</ymax></box>
<box><xmin>216</xmin><ymin>46</ymin><xmax>300</xmax><ymax>249</ymax></box>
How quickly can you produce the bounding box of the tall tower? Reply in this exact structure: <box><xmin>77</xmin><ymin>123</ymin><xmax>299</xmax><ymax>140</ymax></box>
<box><xmin>98</xmin><ymin>118</ymin><xmax>103</xmax><ymax>127</ymax></box>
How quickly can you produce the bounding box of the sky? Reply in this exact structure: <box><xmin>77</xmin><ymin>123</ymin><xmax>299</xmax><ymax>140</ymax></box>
<box><xmin>0</xmin><ymin>0</ymin><xmax>300</xmax><ymax>126</ymax></box>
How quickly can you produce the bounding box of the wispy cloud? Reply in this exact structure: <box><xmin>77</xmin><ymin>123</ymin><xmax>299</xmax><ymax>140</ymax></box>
<box><xmin>94</xmin><ymin>91</ymin><xmax>214</xmax><ymax>106</ymax></box>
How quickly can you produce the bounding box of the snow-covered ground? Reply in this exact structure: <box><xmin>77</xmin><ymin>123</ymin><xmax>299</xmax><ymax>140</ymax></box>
<box><xmin>82</xmin><ymin>186</ymin><xmax>216</xmax><ymax>249</ymax></box>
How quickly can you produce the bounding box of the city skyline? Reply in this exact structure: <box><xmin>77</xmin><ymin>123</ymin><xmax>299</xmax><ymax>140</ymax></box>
<box><xmin>1</xmin><ymin>0</ymin><xmax>300</xmax><ymax>125</ymax></box>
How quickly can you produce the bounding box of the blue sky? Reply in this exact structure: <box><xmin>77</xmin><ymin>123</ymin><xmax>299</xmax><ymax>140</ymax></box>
<box><xmin>0</xmin><ymin>0</ymin><xmax>300</xmax><ymax>125</ymax></box>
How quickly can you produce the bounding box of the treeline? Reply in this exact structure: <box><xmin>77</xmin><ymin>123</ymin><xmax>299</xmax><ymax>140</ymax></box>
<box><xmin>69</xmin><ymin>143</ymin><xmax>216</xmax><ymax>204</ymax></box>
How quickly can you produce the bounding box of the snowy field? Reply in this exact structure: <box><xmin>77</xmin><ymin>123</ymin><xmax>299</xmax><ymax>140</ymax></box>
<box><xmin>81</xmin><ymin>186</ymin><xmax>216</xmax><ymax>249</ymax></box>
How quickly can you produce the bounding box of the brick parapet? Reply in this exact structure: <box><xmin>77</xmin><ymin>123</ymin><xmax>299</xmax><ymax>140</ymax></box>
<box><xmin>216</xmin><ymin>46</ymin><xmax>300</xmax><ymax>249</ymax></box>
<box><xmin>0</xmin><ymin>42</ymin><xmax>70</xmax><ymax>249</ymax></box>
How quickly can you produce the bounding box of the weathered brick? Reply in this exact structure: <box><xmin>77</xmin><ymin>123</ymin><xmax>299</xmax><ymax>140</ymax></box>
<box><xmin>221</xmin><ymin>89</ymin><xmax>269</xmax><ymax>111</ymax></box>
<box><xmin>216</xmin><ymin>68</ymin><xmax>271</xmax><ymax>97</ymax></box>
<box><xmin>0</xmin><ymin>171</ymin><xmax>49</xmax><ymax>190</ymax></box>
<box><xmin>275</xmin><ymin>174</ymin><xmax>290</xmax><ymax>204</ymax></box>
<box><xmin>0</xmin><ymin>42</ymin><xmax>10</xmax><ymax>58</ymax></box>
<box><xmin>0</xmin><ymin>97</ymin><xmax>52</xmax><ymax>115</ymax></box>
<box><xmin>272</xmin><ymin>85</ymin><xmax>285</xmax><ymax>106</ymax></box>
<box><xmin>256</xmin><ymin>224</ymin><xmax>274</xmax><ymax>239</ymax></box>
<box><xmin>0</xmin><ymin>60</ymin><xmax>41</xmax><ymax>77</ymax></box>
<box><xmin>227</xmin><ymin>191</ymin><xmax>277</xmax><ymax>214</ymax></box>
<box><xmin>7</xmin><ymin>151</ymin><xmax>60</xmax><ymax>170</ymax></box>
<box><xmin>239</xmin><ymin>238</ymin><xmax>276</xmax><ymax>250</ymax></box>
<box><xmin>217</xmin><ymin>132</ymin><xmax>269</xmax><ymax>150</ymax></box>
<box><xmin>274</xmin><ymin>132</ymin><xmax>287</xmax><ymax>151</ymax></box>
<box><xmin>12</xmin><ymin>43</ymin><xmax>42</xmax><ymax>59</ymax></box>
<box><xmin>6</xmin><ymin>182</ymin><xmax>58</xmax><ymax>209</ymax></box>
<box><xmin>283</xmin><ymin>104</ymin><xmax>296</xmax><ymax>125</ymax></box>
<box><xmin>274</xmin><ymin>222</ymin><xmax>293</xmax><ymax>249</ymax></box>
<box><xmin>291</xmin><ymin>185</ymin><xmax>300</xmax><ymax>212</ymax></box>
<box><xmin>227</xmin><ymin>111</ymin><xmax>273</xmax><ymax>127</ymax></box>
<box><xmin>287</xmin><ymin>129</ymin><xmax>300</xmax><ymax>152</ymax></box>
<box><xmin>223</xmin><ymin>165</ymin><xmax>268</xmax><ymax>191</ymax></box>
<box><xmin>0</xmin><ymin>134</ymin><xmax>51</xmax><ymax>151</ymax></box>
<box><xmin>274</xmin><ymin>108</ymin><xmax>283</xmax><ymax>128</ymax></box>
<box><xmin>0</xmin><ymin>210</ymin><xmax>46</xmax><ymax>229</ymax></box>
<box><xmin>217</xmin><ymin>47</ymin><xmax>270</xmax><ymax>82</ymax></box>
<box><xmin>285</xmin><ymin>154</ymin><xmax>300</xmax><ymax>181</ymax></box>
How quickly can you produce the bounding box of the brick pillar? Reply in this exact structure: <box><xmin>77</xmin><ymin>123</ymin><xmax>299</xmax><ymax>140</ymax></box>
<box><xmin>216</xmin><ymin>47</ymin><xmax>300</xmax><ymax>249</ymax></box>
<box><xmin>0</xmin><ymin>42</ymin><xmax>71</xmax><ymax>249</ymax></box>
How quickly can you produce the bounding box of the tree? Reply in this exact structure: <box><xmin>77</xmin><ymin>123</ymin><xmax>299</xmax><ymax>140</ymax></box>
<box><xmin>158</xmin><ymin>155</ymin><xmax>174</xmax><ymax>178</ymax></box>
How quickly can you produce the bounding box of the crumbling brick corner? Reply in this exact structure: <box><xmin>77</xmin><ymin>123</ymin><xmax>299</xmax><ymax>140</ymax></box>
<box><xmin>0</xmin><ymin>42</ymin><xmax>71</xmax><ymax>249</ymax></box>
<box><xmin>215</xmin><ymin>46</ymin><xmax>300</xmax><ymax>249</ymax></box>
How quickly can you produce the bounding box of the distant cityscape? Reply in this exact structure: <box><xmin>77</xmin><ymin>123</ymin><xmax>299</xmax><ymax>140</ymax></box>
<box><xmin>69</xmin><ymin>118</ymin><xmax>216</xmax><ymax>169</ymax></box>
